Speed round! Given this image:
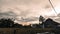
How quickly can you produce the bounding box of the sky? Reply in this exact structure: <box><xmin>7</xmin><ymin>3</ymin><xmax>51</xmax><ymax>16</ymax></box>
<box><xmin>0</xmin><ymin>0</ymin><xmax>60</xmax><ymax>25</ymax></box>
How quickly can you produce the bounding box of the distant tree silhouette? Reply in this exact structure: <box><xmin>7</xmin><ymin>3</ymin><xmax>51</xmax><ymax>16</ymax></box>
<box><xmin>0</xmin><ymin>18</ymin><xmax>59</xmax><ymax>28</ymax></box>
<box><xmin>13</xmin><ymin>23</ymin><xmax>23</xmax><ymax>28</ymax></box>
<box><xmin>0</xmin><ymin>18</ymin><xmax>14</xmax><ymax>28</ymax></box>
<box><xmin>31</xmin><ymin>24</ymin><xmax>42</xmax><ymax>28</ymax></box>
<box><xmin>39</xmin><ymin>16</ymin><xmax>45</xmax><ymax>23</ymax></box>
<box><xmin>21</xmin><ymin>24</ymin><xmax>31</xmax><ymax>28</ymax></box>
<box><xmin>0</xmin><ymin>18</ymin><xmax>32</xmax><ymax>28</ymax></box>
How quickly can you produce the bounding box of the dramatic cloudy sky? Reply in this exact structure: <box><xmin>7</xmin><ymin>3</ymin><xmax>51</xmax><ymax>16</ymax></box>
<box><xmin>0</xmin><ymin>0</ymin><xmax>60</xmax><ymax>25</ymax></box>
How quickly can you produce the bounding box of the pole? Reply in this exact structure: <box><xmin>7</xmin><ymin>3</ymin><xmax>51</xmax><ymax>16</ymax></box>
<box><xmin>49</xmin><ymin>0</ymin><xmax>57</xmax><ymax>15</ymax></box>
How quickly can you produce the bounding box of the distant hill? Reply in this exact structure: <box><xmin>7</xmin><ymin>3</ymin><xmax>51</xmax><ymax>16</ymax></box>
<box><xmin>43</xmin><ymin>18</ymin><xmax>59</xmax><ymax>28</ymax></box>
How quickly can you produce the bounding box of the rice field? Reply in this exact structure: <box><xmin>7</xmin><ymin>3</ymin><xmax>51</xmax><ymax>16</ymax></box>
<box><xmin>0</xmin><ymin>28</ymin><xmax>59</xmax><ymax>34</ymax></box>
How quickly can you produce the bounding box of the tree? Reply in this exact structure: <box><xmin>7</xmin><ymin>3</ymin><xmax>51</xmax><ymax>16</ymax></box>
<box><xmin>14</xmin><ymin>23</ymin><xmax>23</xmax><ymax>28</ymax></box>
<box><xmin>39</xmin><ymin>16</ymin><xmax>45</xmax><ymax>23</ymax></box>
<box><xmin>0</xmin><ymin>18</ymin><xmax>14</xmax><ymax>28</ymax></box>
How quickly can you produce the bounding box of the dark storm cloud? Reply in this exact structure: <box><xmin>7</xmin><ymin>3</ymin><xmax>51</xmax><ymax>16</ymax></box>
<box><xmin>0</xmin><ymin>11</ymin><xmax>17</xmax><ymax>18</ymax></box>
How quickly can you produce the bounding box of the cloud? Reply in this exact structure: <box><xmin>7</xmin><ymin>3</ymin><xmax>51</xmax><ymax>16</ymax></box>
<box><xmin>0</xmin><ymin>0</ymin><xmax>54</xmax><ymax>17</ymax></box>
<box><xmin>0</xmin><ymin>11</ymin><xmax>17</xmax><ymax>19</ymax></box>
<box><xmin>17</xmin><ymin>17</ymin><xmax>39</xmax><ymax>22</ymax></box>
<box><xmin>0</xmin><ymin>0</ymin><xmax>60</xmax><ymax>24</ymax></box>
<box><xmin>0</xmin><ymin>12</ymin><xmax>15</xmax><ymax>16</ymax></box>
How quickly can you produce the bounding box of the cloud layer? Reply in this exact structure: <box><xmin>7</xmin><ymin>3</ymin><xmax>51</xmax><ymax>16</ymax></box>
<box><xmin>0</xmin><ymin>0</ymin><xmax>60</xmax><ymax>24</ymax></box>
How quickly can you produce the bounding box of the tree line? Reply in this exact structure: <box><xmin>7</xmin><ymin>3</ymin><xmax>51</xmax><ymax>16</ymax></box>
<box><xmin>0</xmin><ymin>18</ymin><xmax>60</xmax><ymax>28</ymax></box>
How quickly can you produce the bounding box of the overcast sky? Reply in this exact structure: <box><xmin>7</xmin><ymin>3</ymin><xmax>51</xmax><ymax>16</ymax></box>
<box><xmin>0</xmin><ymin>0</ymin><xmax>60</xmax><ymax>25</ymax></box>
